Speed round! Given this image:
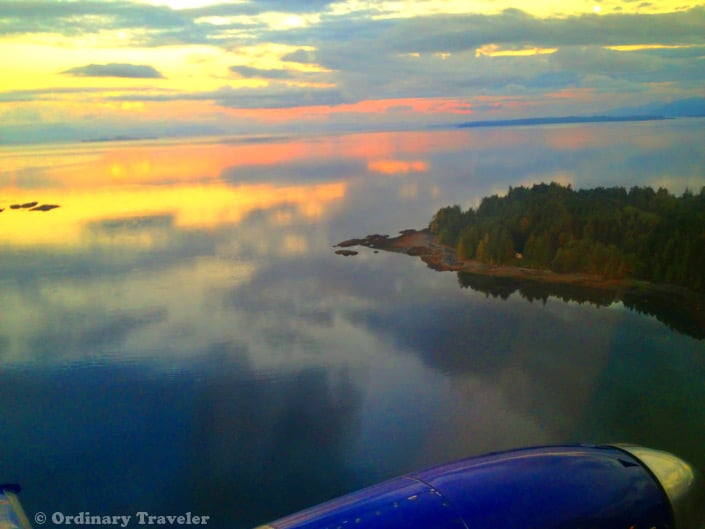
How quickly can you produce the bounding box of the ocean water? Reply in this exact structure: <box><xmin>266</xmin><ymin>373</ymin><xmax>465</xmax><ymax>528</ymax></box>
<box><xmin>1</xmin><ymin>120</ymin><xmax>704</xmax><ymax>528</ymax></box>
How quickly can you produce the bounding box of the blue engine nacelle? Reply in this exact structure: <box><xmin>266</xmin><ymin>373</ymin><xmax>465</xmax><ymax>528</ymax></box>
<box><xmin>258</xmin><ymin>445</ymin><xmax>705</xmax><ymax>529</ymax></box>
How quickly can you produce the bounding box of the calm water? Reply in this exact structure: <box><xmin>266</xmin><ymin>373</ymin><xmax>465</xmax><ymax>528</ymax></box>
<box><xmin>1</xmin><ymin>120</ymin><xmax>705</xmax><ymax>528</ymax></box>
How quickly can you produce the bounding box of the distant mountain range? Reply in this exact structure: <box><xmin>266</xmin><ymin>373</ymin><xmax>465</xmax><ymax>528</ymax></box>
<box><xmin>456</xmin><ymin>97</ymin><xmax>705</xmax><ymax>129</ymax></box>
<box><xmin>607</xmin><ymin>97</ymin><xmax>705</xmax><ymax>118</ymax></box>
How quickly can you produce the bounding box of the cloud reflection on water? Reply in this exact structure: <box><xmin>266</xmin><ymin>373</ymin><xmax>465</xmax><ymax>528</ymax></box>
<box><xmin>1</xmin><ymin>122</ymin><xmax>704</xmax><ymax>527</ymax></box>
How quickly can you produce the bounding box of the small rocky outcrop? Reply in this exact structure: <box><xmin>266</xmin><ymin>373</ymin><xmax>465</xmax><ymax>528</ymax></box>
<box><xmin>5</xmin><ymin>201</ymin><xmax>60</xmax><ymax>212</ymax></box>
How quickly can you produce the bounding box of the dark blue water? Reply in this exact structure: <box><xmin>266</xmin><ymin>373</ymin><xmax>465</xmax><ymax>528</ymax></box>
<box><xmin>1</xmin><ymin>121</ymin><xmax>704</xmax><ymax>528</ymax></box>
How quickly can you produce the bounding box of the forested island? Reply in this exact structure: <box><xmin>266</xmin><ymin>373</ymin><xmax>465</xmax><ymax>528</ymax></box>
<box><xmin>429</xmin><ymin>183</ymin><xmax>705</xmax><ymax>292</ymax></box>
<box><xmin>336</xmin><ymin>183</ymin><xmax>705</xmax><ymax>339</ymax></box>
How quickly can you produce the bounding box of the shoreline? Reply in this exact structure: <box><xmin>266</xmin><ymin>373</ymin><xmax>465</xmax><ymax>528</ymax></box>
<box><xmin>335</xmin><ymin>228</ymin><xmax>705</xmax><ymax>303</ymax></box>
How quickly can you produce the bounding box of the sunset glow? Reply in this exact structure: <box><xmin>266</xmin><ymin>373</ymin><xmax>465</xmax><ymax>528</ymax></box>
<box><xmin>0</xmin><ymin>180</ymin><xmax>346</xmax><ymax>246</ymax></box>
<box><xmin>0</xmin><ymin>140</ymin><xmax>352</xmax><ymax>246</ymax></box>
<box><xmin>0</xmin><ymin>1</ymin><xmax>703</xmax><ymax>144</ymax></box>
<box><xmin>368</xmin><ymin>159</ymin><xmax>430</xmax><ymax>175</ymax></box>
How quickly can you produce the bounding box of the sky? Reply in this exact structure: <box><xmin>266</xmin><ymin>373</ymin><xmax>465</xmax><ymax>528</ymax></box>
<box><xmin>1</xmin><ymin>0</ymin><xmax>704</xmax><ymax>143</ymax></box>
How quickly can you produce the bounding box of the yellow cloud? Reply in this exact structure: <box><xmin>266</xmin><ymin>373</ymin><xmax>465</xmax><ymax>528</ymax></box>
<box><xmin>364</xmin><ymin>0</ymin><xmax>694</xmax><ymax>18</ymax></box>
<box><xmin>475</xmin><ymin>44</ymin><xmax>558</xmax><ymax>58</ymax></box>
<box><xmin>606</xmin><ymin>44</ymin><xmax>696</xmax><ymax>52</ymax></box>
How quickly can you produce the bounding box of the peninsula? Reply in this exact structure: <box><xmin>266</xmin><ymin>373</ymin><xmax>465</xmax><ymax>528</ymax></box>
<box><xmin>336</xmin><ymin>183</ymin><xmax>705</xmax><ymax>338</ymax></box>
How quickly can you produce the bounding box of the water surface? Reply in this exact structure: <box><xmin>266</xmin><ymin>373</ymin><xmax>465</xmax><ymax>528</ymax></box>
<box><xmin>1</xmin><ymin>120</ymin><xmax>704</xmax><ymax>528</ymax></box>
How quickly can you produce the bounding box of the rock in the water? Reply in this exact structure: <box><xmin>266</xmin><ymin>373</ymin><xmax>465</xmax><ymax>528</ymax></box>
<box><xmin>337</xmin><ymin>238</ymin><xmax>367</xmax><ymax>247</ymax></box>
<box><xmin>29</xmin><ymin>204</ymin><xmax>60</xmax><ymax>212</ymax></box>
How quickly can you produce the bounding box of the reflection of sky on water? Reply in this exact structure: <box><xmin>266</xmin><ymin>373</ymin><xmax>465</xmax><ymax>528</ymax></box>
<box><xmin>1</xmin><ymin>120</ymin><xmax>704</xmax><ymax>528</ymax></box>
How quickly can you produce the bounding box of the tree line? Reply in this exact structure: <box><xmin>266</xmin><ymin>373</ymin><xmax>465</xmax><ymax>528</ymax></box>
<box><xmin>428</xmin><ymin>183</ymin><xmax>705</xmax><ymax>292</ymax></box>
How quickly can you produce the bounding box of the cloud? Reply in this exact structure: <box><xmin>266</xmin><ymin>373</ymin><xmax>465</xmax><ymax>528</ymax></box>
<box><xmin>107</xmin><ymin>85</ymin><xmax>348</xmax><ymax>109</ymax></box>
<box><xmin>282</xmin><ymin>49</ymin><xmax>315</xmax><ymax>63</ymax></box>
<box><xmin>62</xmin><ymin>63</ymin><xmax>165</xmax><ymax>79</ymax></box>
<box><xmin>0</xmin><ymin>1</ymin><xmax>192</xmax><ymax>36</ymax></box>
<box><xmin>2</xmin><ymin>2</ymin><xmax>703</xmax><ymax>52</ymax></box>
<box><xmin>0</xmin><ymin>86</ymin><xmax>159</xmax><ymax>106</ymax></box>
<box><xmin>378</xmin><ymin>8</ymin><xmax>705</xmax><ymax>54</ymax></box>
<box><xmin>550</xmin><ymin>46</ymin><xmax>658</xmax><ymax>75</ymax></box>
<box><xmin>3</xmin><ymin>2</ymin><xmax>703</xmax><ymax>61</ymax></box>
<box><xmin>214</xmin><ymin>85</ymin><xmax>347</xmax><ymax>108</ymax></box>
<box><xmin>288</xmin><ymin>7</ymin><xmax>705</xmax><ymax>103</ymax></box>
<box><xmin>0</xmin><ymin>86</ymin><xmax>109</xmax><ymax>102</ymax></box>
<box><xmin>184</xmin><ymin>0</ymin><xmax>338</xmax><ymax>17</ymax></box>
<box><xmin>2</xmin><ymin>1</ymin><xmax>705</xmax><ymax>132</ymax></box>
<box><xmin>229</xmin><ymin>65</ymin><xmax>295</xmax><ymax>79</ymax></box>
<box><xmin>253</xmin><ymin>0</ymin><xmax>338</xmax><ymax>11</ymax></box>
<box><xmin>0</xmin><ymin>0</ymin><xmax>338</xmax><ymax>44</ymax></box>
<box><xmin>640</xmin><ymin>45</ymin><xmax>705</xmax><ymax>59</ymax></box>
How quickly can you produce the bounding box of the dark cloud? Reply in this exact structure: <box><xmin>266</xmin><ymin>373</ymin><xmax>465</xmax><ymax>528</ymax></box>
<box><xmin>247</xmin><ymin>7</ymin><xmax>705</xmax><ymax>103</ymax></box>
<box><xmin>641</xmin><ymin>45</ymin><xmax>705</xmax><ymax>59</ymax></box>
<box><xmin>215</xmin><ymin>85</ymin><xmax>347</xmax><ymax>108</ymax></box>
<box><xmin>2</xmin><ymin>1</ymin><xmax>704</xmax><ymax>119</ymax></box>
<box><xmin>2</xmin><ymin>2</ymin><xmax>703</xmax><ymax>53</ymax></box>
<box><xmin>523</xmin><ymin>70</ymin><xmax>580</xmax><ymax>90</ymax></box>
<box><xmin>380</xmin><ymin>8</ymin><xmax>705</xmax><ymax>54</ymax></box>
<box><xmin>110</xmin><ymin>85</ymin><xmax>348</xmax><ymax>109</ymax></box>
<box><xmin>246</xmin><ymin>7</ymin><xmax>704</xmax><ymax>58</ymax></box>
<box><xmin>0</xmin><ymin>1</ymin><xmax>192</xmax><ymax>36</ymax></box>
<box><xmin>228</xmin><ymin>64</ymin><xmax>334</xmax><ymax>86</ymax></box>
<box><xmin>179</xmin><ymin>2</ymin><xmax>262</xmax><ymax>18</ymax></box>
<box><xmin>252</xmin><ymin>0</ymin><xmax>338</xmax><ymax>11</ymax></box>
<box><xmin>184</xmin><ymin>0</ymin><xmax>337</xmax><ymax>17</ymax></box>
<box><xmin>550</xmin><ymin>46</ymin><xmax>658</xmax><ymax>75</ymax></box>
<box><xmin>63</xmin><ymin>63</ymin><xmax>165</xmax><ymax>79</ymax></box>
<box><xmin>0</xmin><ymin>86</ymin><xmax>121</xmax><ymax>102</ymax></box>
<box><xmin>229</xmin><ymin>65</ymin><xmax>295</xmax><ymax>79</ymax></box>
<box><xmin>282</xmin><ymin>48</ymin><xmax>315</xmax><ymax>63</ymax></box>
<box><xmin>0</xmin><ymin>0</ymin><xmax>336</xmax><ymax>43</ymax></box>
<box><xmin>550</xmin><ymin>46</ymin><xmax>705</xmax><ymax>86</ymax></box>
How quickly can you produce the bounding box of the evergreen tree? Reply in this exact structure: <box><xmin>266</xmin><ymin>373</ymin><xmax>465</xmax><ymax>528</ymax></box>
<box><xmin>427</xmin><ymin>183</ymin><xmax>705</xmax><ymax>292</ymax></box>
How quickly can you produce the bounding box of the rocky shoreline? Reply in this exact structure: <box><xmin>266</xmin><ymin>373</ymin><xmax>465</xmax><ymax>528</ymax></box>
<box><xmin>336</xmin><ymin>229</ymin><xmax>621</xmax><ymax>288</ymax></box>
<box><xmin>335</xmin><ymin>228</ymin><xmax>705</xmax><ymax>308</ymax></box>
